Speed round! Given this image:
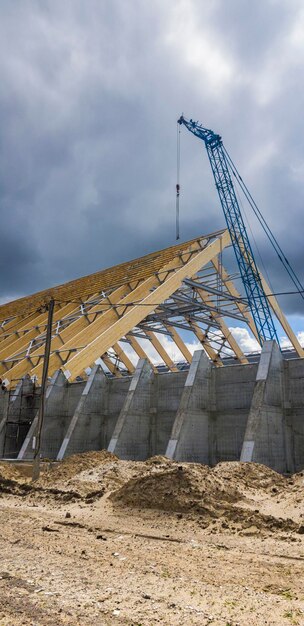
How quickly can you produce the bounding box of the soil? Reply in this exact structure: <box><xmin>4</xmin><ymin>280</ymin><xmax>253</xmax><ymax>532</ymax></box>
<box><xmin>0</xmin><ymin>452</ymin><xmax>303</xmax><ymax>625</ymax></box>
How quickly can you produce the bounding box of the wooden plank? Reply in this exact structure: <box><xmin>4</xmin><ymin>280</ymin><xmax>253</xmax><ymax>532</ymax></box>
<box><xmin>0</xmin><ymin>233</ymin><xmax>224</xmax><ymax>320</ymax></box>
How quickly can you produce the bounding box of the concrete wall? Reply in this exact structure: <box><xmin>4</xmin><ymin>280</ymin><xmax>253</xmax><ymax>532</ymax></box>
<box><xmin>0</xmin><ymin>344</ymin><xmax>303</xmax><ymax>471</ymax></box>
<box><xmin>212</xmin><ymin>362</ymin><xmax>257</xmax><ymax>464</ymax></box>
<box><xmin>285</xmin><ymin>358</ymin><xmax>304</xmax><ymax>472</ymax></box>
<box><xmin>57</xmin><ymin>366</ymin><xmax>129</xmax><ymax>459</ymax></box>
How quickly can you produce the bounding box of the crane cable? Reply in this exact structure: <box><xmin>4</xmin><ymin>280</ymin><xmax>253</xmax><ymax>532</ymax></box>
<box><xmin>223</xmin><ymin>147</ymin><xmax>304</xmax><ymax>301</ymax></box>
<box><xmin>176</xmin><ymin>122</ymin><xmax>181</xmax><ymax>240</ymax></box>
<box><xmin>234</xmin><ymin>181</ymin><xmax>275</xmax><ymax>294</ymax></box>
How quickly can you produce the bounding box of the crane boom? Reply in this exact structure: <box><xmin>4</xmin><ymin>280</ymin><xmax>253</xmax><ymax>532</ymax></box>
<box><xmin>178</xmin><ymin>115</ymin><xmax>278</xmax><ymax>346</ymax></box>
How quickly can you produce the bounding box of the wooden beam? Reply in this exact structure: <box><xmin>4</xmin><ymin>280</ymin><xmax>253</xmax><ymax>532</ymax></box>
<box><xmin>113</xmin><ymin>342</ymin><xmax>135</xmax><ymax>373</ymax></box>
<box><xmin>100</xmin><ymin>354</ymin><xmax>123</xmax><ymax>377</ymax></box>
<box><xmin>188</xmin><ymin>320</ymin><xmax>223</xmax><ymax>366</ymax></box>
<box><xmin>0</xmin><ymin>302</ymin><xmax>78</xmax><ymax>369</ymax></box>
<box><xmin>237</xmin><ymin>241</ymin><xmax>304</xmax><ymax>357</ymax></box>
<box><xmin>144</xmin><ymin>330</ymin><xmax>179</xmax><ymax>372</ymax></box>
<box><xmin>2</xmin><ymin>284</ymin><xmax>131</xmax><ymax>385</ymax></box>
<box><xmin>195</xmin><ymin>286</ymin><xmax>248</xmax><ymax>364</ymax></box>
<box><xmin>259</xmin><ymin>272</ymin><xmax>304</xmax><ymax>357</ymax></box>
<box><xmin>163</xmin><ymin>324</ymin><xmax>193</xmax><ymax>363</ymax></box>
<box><xmin>211</xmin><ymin>257</ymin><xmax>259</xmax><ymax>342</ymax></box>
<box><xmin>125</xmin><ymin>334</ymin><xmax>158</xmax><ymax>373</ymax></box>
<box><xmin>0</xmin><ymin>310</ymin><xmax>42</xmax><ymax>342</ymax></box>
<box><xmin>0</xmin><ymin>233</ymin><xmax>216</xmax><ymax>320</ymax></box>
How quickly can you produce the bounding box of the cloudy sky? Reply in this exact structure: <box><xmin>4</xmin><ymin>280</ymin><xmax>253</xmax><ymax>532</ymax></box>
<box><xmin>1</xmin><ymin>0</ymin><xmax>304</xmax><ymax>347</ymax></box>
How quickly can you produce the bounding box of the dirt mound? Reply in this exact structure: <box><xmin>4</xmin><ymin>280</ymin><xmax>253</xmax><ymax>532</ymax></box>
<box><xmin>0</xmin><ymin>462</ymin><xmax>22</xmax><ymax>482</ymax></box>
<box><xmin>67</xmin><ymin>456</ymin><xmax>175</xmax><ymax>497</ymax></box>
<box><xmin>145</xmin><ymin>455</ymin><xmax>174</xmax><ymax>466</ymax></box>
<box><xmin>39</xmin><ymin>450</ymin><xmax>118</xmax><ymax>486</ymax></box>
<box><xmin>110</xmin><ymin>464</ymin><xmax>242</xmax><ymax>513</ymax></box>
<box><xmin>109</xmin><ymin>463</ymin><xmax>304</xmax><ymax>534</ymax></box>
<box><xmin>212</xmin><ymin>461</ymin><xmax>287</xmax><ymax>491</ymax></box>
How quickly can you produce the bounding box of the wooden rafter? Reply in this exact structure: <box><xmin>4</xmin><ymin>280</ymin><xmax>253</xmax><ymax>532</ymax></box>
<box><xmin>211</xmin><ymin>257</ymin><xmax>259</xmax><ymax>342</ymax></box>
<box><xmin>0</xmin><ymin>302</ymin><xmax>78</xmax><ymax>370</ymax></box>
<box><xmin>162</xmin><ymin>324</ymin><xmax>193</xmax><ymax>363</ymax></box>
<box><xmin>144</xmin><ymin>330</ymin><xmax>179</xmax><ymax>372</ymax></box>
<box><xmin>125</xmin><ymin>334</ymin><xmax>158</xmax><ymax>373</ymax></box>
<box><xmin>194</xmin><ymin>286</ymin><xmax>248</xmax><ymax>364</ymax></box>
<box><xmin>187</xmin><ymin>320</ymin><xmax>223</xmax><ymax>366</ymax></box>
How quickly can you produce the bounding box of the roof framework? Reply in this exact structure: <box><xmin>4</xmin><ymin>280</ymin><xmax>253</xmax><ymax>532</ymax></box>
<box><xmin>0</xmin><ymin>228</ymin><xmax>303</xmax><ymax>388</ymax></box>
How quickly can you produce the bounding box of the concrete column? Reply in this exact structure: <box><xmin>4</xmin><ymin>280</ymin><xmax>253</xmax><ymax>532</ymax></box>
<box><xmin>240</xmin><ymin>341</ymin><xmax>287</xmax><ymax>472</ymax></box>
<box><xmin>166</xmin><ymin>350</ymin><xmax>211</xmax><ymax>463</ymax></box>
<box><xmin>17</xmin><ymin>370</ymin><xmax>66</xmax><ymax>460</ymax></box>
<box><xmin>282</xmin><ymin>360</ymin><xmax>296</xmax><ymax>474</ymax></box>
<box><xmin>0</xmin><ymin>391</ymin><xmax>10</xmax><ymax>456</ymax></box>
<box><xmin>57</xmin><ymin>365</ymin><xmax>108</xmax><ymax>460</ymax></box>
<box><xmin>108</xmin><ymin>358</ymin><xmax>154</xmax><ymax>460</ymax></box>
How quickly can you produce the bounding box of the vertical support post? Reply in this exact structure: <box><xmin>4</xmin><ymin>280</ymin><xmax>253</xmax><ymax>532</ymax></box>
<box><xmin>32</xmin><ymin>298</ymin><xmax>55</xmax><ymax>481</ymax></box>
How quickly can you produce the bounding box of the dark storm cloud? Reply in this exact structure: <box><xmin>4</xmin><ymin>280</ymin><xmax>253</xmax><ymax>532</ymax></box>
<box><xmin>0</xmin><ymin>0</ymin><xmax>303</xmax><ymax>320</ymax></box>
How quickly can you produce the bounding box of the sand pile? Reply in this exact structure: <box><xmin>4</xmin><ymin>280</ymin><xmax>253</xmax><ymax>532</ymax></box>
<box><xmin>0</xmin><ymin>462</ymin><xmax>22</xmax><ymax>482</ymax></box>
<box><xmin>39</xmin><ymin>450</ymin><xmax>118</xmax><ymax>487</ymax></box>
<box><xmin>109</xmin><ymin>460</ymin><xmax>304</xmax><ymax>533</ymax></box>
<box><xmin>212</xmin><ymin>461</ymin><xmax>287</xmax><ymax>492</ymax></box>
<box><xmin>110</xmin><ymin>463</ymin><xmax>242</xmax><ymax>513</ymax></box>
<box><xmin>61</xmin><ymin>455</ymin><xmax>176</xmax><ymax>496</ymax></box>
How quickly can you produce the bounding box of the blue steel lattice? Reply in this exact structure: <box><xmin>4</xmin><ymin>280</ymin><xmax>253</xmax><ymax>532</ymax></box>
<box><xmin>178</xmin><ymin>116</ymin><xmax>278</xmax><ymax>345</ymax></box>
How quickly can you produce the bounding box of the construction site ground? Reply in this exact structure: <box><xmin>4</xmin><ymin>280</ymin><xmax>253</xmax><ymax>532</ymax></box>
<box><xmin>0</xmin><ymin>452</ymin><xmax>303</xmax><ymax>626</ymax></box>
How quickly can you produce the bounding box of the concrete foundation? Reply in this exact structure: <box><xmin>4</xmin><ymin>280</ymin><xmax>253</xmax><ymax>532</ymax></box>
<box><xmin>0</xmin><ymin>341</ymin><xmax>303</xmax><ymax>472</ymax></box>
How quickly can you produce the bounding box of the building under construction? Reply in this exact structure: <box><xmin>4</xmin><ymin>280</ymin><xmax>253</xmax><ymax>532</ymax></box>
<box><xmin>0</xmin><ymin>227</ymin><xmax>303</xmax><ymax>472</ymax></box>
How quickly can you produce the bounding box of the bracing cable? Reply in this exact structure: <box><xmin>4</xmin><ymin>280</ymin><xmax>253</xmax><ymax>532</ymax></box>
<box><xmin>176</xmin><ymin>123</ymin><xmax>181</xmax><ymax>240</ymax></box>
<box><xmin>234</xmin><ymin>182</ymin><xmax>275</xmax><ymax>294</ymax></box>
<box><xmin>223</xmin><ymin>146</ymin><xmax>304</xmax><ymax>300</ymax></box>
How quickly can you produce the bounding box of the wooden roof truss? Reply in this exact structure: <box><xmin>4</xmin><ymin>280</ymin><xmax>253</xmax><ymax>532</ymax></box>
<box><xmin>0</xmin><ymin>228</ymin><xmax>303</xmax><ymax>388</ymax></box>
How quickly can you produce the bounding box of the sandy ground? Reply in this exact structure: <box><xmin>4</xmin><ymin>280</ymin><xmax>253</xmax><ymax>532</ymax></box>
<box><xmin>0</xmin><ymin>453</ymin><xmax>303</xmax><ymax>626</ymax></box>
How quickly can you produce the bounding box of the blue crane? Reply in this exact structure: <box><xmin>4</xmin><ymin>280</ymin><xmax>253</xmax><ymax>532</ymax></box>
<box><xmin>177</xmin><ymin>115</ymin><xmax>279</xmax><ymax>346</ymax></box>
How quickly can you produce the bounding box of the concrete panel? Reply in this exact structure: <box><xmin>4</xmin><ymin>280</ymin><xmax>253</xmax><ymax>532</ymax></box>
<box><xmin>57</xmin><ymin>365</ymin><xmax>110</xmax><ymax>459</ymax></box>
<box><xmin>240</xmin><ymin>341</ymin><xmax>287</xmax><ymax>472</ymax></box>
<box><xmin>166</xmin><ymin>350</ymin><xmax>211</xmax><ymax>463</ymax></box>
<box><xmin>108</xmin><ymin>359</ymin><xmax>154</xmax><ymax>460</ymax></box>
<box><xmin>17</xmin><ymin>370</ymin><xmax>77</xmax><ymax>460</ymax></box>
<box><xmin>0</xmin><ymin>390</ymin><xmax>9</xmax><ymax>455</ymax></box>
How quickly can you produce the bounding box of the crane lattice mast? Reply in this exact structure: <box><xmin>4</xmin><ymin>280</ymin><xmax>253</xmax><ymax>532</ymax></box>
<box><xmin>178</xmin><ymin>115</ymin><xmax>278</xmax><ymax>346</ymax></box>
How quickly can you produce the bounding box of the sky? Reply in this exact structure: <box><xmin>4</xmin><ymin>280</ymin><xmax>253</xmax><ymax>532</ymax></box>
<box><xmin>0</xmin><ymin>0</ymin><xmax>304</xmax><ymax>352</ymax></box>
